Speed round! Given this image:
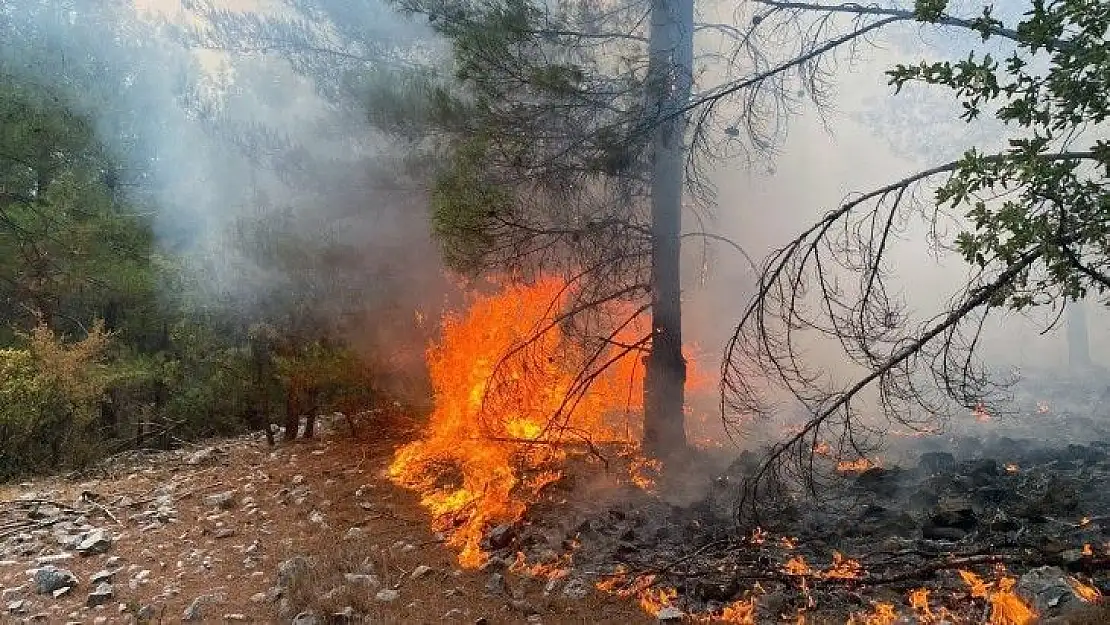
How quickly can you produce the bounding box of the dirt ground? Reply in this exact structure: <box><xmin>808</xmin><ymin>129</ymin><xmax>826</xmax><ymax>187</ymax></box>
<box><xmin>0</xmin><ymin>417</ymin><xmax>656</xmax><ymax>624</ymax></box>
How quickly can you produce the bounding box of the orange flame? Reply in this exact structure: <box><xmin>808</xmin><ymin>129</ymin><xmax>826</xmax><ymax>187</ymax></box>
<box><xmin>1067</xmin><ymin>576</ymin><xmax>1102</xmax><ymax>603</ymax></box>
<box><xmin>837</xmin><ymin>457</ymin><xmax>880</xmax><ymax>473</ymax></box>
<box><xmin>958</xmin><ymin>569</ymin><xmax>1037</xmax><ymax>625</ymax></box>
<box><xmin>639</xmin><ymin>586</ymin><xmax>678</xmax><ymax>615</ymax></box>
<box><xmin>702</xmin><ymin>597</ymin><xmax>756</xmax><ymax>624</ymax></box>
<box><xmin>909</xmin><ymin>588</ymin><xmax>933</xmax><ymax>620</ymax></box>
<box><xmin>847</xmin><ymin>602</ymin><xmax>897</xmax><ymax>625</ymax></box>
<box><xmin>783</xmin><ymin>555</ymin><xmax>812</xmax><ymax>576</ymax></box>
<box><xmin>388</xmin><ymin>276</ymin><xmax>658</xmax><ymax>566</ymax></box>
<box><xmin>630</xmin><ymin>456</ymin><xmax>664</xmax><ymax>491</ymax></box>
<box><xmin>824</xmin><ymin>551</ymin><xmax>864</xmax><ymax>579</ymax></box>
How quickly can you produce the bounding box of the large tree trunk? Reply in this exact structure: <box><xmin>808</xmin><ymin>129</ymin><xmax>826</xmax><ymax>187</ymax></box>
<box><xmin>1067</xmin><ymin>301</ymin><xmax>1092</xmax><ymax>369</ymax></box>
<box><xmin>643</xmin><ymin>0</ymin><xmax>693</xmax><ymax>459</ymax></box>
<box><xmin>284</xmin><ymin>386</ymin><xmax>301</xmax><ymax>442</ymax></box>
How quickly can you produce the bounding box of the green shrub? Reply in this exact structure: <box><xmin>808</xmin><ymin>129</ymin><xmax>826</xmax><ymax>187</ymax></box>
<box><xmin>0</xmin><ymin>323</ymin><xmax>110</xmax><ymax>477</ymax></box>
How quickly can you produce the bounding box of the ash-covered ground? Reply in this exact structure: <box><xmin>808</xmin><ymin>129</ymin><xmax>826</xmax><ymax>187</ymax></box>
<box><xmin>491</xmin><ymin>372</ymin><xmax>1110</xmax><ymax>622</ymax></box>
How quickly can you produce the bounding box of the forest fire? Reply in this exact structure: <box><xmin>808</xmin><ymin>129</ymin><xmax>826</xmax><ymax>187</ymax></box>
<box><xmin>383</xmin><ymin>276</ymin><xmax>1106</xmax><ymax>623</ymax></box>
<box><xmin>387</xmin><ymin>276</ymin><xmax>701</xmax><ymax>567</ymax></box>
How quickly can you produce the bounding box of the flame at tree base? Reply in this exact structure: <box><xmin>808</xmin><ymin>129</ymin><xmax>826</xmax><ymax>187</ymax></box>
<box><xmin>388</xmin><ymin>276</ymin><xmax>683</xmax><ymax>567</ymax></box>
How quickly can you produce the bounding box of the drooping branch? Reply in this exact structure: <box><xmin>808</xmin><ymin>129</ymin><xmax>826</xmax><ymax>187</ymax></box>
<box><xmin>752</xmin><ymin>0</ymin><xmax>1072</xmax><ymax>52</ymax></box>
<box><xmin>718</xmin><ymin>144</ymin><xmax>1101</xmax><ymax>518</ymax></box>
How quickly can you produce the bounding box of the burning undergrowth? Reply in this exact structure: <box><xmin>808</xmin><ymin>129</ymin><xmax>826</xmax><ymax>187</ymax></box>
<box><xmin>388</xmin><ymin>276</ymin><xmax>1109</xmax><ymax>623</ymax></box>
<box><xmin>480</xmin><ymin>432</ymin><xmax>1110</xmax><ymax>623</ymax></box>
<box><xmin>387</xmin><ymin>275</ymin><xmax>704</xmax><ymax>567</ymax></box>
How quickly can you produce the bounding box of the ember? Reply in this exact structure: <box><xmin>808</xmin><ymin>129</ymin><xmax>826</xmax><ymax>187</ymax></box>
<box><xmin>973</xmin><ymin>402</ymin><xmax>992</xmax><ymax>422</ymax></box>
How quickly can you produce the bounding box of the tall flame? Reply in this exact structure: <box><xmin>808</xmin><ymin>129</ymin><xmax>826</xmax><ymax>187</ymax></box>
<box><xmin>388</xmin><ymin>276</ymin><xmax>698</xmax><ymax>566</ymax></box>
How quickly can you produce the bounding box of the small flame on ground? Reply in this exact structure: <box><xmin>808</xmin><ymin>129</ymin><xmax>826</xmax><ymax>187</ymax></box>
<box><xmin>1005</xmin><ymin>463</ymin><xmax>1020</xmax><ymax>474</ymax></box>
<box><xmin>847</xmin><ymin>602</ymin><xmax>897</xmax><ymax>625</ymax></box>
<box><xmin>959</xmin><ymin>569</ymin><xmax>1037</xmax><ymax>625</ymax></box>
<box><xmin>909</xmin><ymin>588</ymin><xmax>933</xmax><ymax>620</ymax></box>
<box><xmin>639</xmin><ymin>586</ymin><xmax>678</xmax><ymax>616</ymax></box>
<box><xmin>509</xmin><ymin>550</ymin><xmax>572</xmax><ymax>579</ymax></box>
<box><xmin>1067</xmin><ymin>576</ymin><xmax>1102</xmax><ymax>603</ymax></box>
<box><xmin>704</xmin><ymin>597</ymin><xmax>757</xmax><ymax>624</ymax></box>
<box><xmin>630</xmin><ymin>456</ymin><xmax>663</xmax><ymax>491</ymax></box>
<box><xmin>1082</xmin><ymin>543</ymin><xmax>1094</xmax><ymax>557</ymax></box>
<box><xmin>596</xmin><ymin>573</ymin><xmax>683</xmax><ymax>619</ymax></box>
<box><xmin>783</xmin><ymin>555</ymin><xmax>812</xmax><ymax>576</ymax></box>
<box><xmin>837</xmin><ymin>457</ymin><xmax>880</xmax><ymax>473</ymax></box>
<box><xmin>824</xmin><ymin>551</ymin><xmax>864</xmax><ymax>579</ymax></box>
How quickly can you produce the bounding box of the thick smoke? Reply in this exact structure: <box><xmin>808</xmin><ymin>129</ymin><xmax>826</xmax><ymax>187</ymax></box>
<box><xmin>0</xmin><ymin>0</ymin><xmax>448</xmax><ymax>385</ymax></box>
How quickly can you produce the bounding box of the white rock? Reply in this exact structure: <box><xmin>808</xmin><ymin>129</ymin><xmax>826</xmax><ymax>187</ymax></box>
<box><xmin>561</xmin><ymin>577</ymin><xmax>590</xmax><ymax>600</ymax></box>
<box><xmin>344</xmin><ymin>573</ymin><xmax>380</xmax><ymax>587</ymax></box>
<box><xmin>35</xmin><ymin>553</ymin><xmax>74</xmax><ymax>565</ymax></box>
<box><xmin>411</xmin><ymin>565</ymin><xmax>433</xmax><ymax>579</ymax></box>
<box><xmin>203</xmin><ymin>492</ymin><xmax>236</xmax><ymax>510</ymax></box>
<box><xmin>656</xmin><ymin>606</ymin><xmax>684</xmax><ymax>622</ymax></box>
<box><xmin>76</xmin><ymin>529</ymin><xmax>112</xmax><ymax>555</ymax></box>
<box><xmin>375</xmin><ymin>589</ymin><xmax>400</xmax><ymax>603</ymax></box>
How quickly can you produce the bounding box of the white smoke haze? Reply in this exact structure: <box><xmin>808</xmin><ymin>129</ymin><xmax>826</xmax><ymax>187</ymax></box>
<box><xmin>0</xmin><ymin>0</ymin><xmax>450</xmax><ymax>381</ymax></box>
<box><xmin>680</xmin><ymin>2</ymin><xmax>1106</xmax><ymax>451</ymax></box>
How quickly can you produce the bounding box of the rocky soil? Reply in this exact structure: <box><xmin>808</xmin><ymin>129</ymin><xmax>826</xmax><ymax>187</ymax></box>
<box><xmin>0</xmin><ymin>417</ymin><xmax>650</xmax><ymax>624</ymax></box>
